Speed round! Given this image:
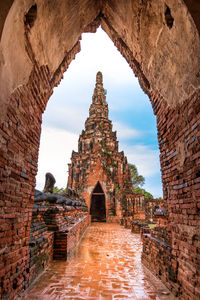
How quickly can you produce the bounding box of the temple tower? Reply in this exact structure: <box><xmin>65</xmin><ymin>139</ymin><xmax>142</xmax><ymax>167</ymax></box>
<box><xmin>67</xmin><ymin>72</ymin><xmax>133</xmax><ymax>222</ymax></box>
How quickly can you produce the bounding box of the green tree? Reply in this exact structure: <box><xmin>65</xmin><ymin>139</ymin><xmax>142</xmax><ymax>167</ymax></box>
<box><xmin>133</xmin><ymin>186</ymin><xmax>153</xmax><ymax>199</ymax></box>
<box><xmin>128</xmin><ymin>163</ymin><xmax>145</xmax><ymax>188</ymax></box>
<box><xmin>53</xmin><ymin>186</ymin><xmax>65</xmax><ymax>194</ymax></box>
<box><xmin>128</xmin><ymin>163</ymin><xmax>154</xmax><ymax>198</ymax></box>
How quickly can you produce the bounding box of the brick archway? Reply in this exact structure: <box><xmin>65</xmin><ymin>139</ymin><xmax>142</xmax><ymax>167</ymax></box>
<box><xmin>90</xmin><ymin>182</ymin><xmax>106</xmax><ymax>222</ymax></box>
<box><xmin>0</xmin><ymin>0</ymin><xmax>200</xmax><ymax>298</ymax></box>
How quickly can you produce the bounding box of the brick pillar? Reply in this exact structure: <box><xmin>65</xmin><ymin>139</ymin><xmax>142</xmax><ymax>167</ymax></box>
<box><xmin>0</xmin><ymin>65</ymin><xmax>52</xmax><ymax>298</ymax></box>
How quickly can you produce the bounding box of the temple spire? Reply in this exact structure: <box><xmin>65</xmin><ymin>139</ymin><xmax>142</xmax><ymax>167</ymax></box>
<box><xmin>96</xmin><ymin>71</ymin><xmax>103</xmax><ymax>85</ymax></box>
<box><xmin>67</xmin><ymin>71</ymin><xmax>134</xmax><ymax>223</ymax></box>
<box><xmin>91</xmin><ymin>71</ymin><xmax>106</xmax><ymax>106</ymax></box>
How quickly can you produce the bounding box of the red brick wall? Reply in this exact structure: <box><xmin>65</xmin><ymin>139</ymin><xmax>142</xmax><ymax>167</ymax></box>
<box><xmin>143</xmin><ymin>90</ymin><xmax>200</xmax><ymax>299</ymax></box>
<box><xmin>23</xmin><ymin>203</ymin><xmax>90</xmax><ymax>293</ymax></box>
<box><xmin>142</xmin><ymin>230</ymin><xmax>177</xmax><ymax>293</ymax></box>
<box><xmin>0</xmin><ymin>42</ymin><xmax>80</xmax><ymax>298</ymax></box>
<box><xmin>107</xmin><ymin>216</ymin><xmax>120</xmax><ymax>223</ymax></box>
<box><xmin>54</xmin><ymin>215</ymin><xmax>91</xmax><ymax>260</ymax></box>
<box><xmin>65</xmin><ymin>215</ymin><xmax>91</xmax><ymax>257</ymax></box>
<box><xmin>0</xmin><ymin>66</ymin><xmax>52</xmax><ymax>299</ymax></box>
<box><xmin>29</xmin><ymin>208</ymin><xmax>54</xmax><ymax>286</ymax></box>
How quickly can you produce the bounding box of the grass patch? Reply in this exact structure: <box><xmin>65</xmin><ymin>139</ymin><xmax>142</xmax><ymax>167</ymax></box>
<box><xmin>148</xmin><ymin>224</ymin><xmax>156</xmax><ymax>228</ymax></box>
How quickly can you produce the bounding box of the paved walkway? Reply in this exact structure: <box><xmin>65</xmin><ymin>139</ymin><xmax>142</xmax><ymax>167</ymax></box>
<box><xmin>23</xmin><ymin>223</ymin><xmax>174</xmax><ymax>300</ymax></box>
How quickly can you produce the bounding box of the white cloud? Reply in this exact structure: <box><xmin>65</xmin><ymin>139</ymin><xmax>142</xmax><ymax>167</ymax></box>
<box><xmin>36</xmin><ymin>126</ymin><xmax>78</xmax><ymax>191</ymax></box>
<box><xmin>62</xmin><ymin>27</ymin><xmax>138</xmax><ymax>87</ymax></box>
<box><xmin>43</xmin><ymin>105</ymin><xmax>88</xmax><ymax>134</ymax></box>
<box><xmin>121</xmin><ymin>144</ymin><xmax>161</xmax><ymax>177</ymax></box>
<box><xmin>113</xmin><ymin>121</ymin><xmax>141</xmax><ymax>140</ymax></box>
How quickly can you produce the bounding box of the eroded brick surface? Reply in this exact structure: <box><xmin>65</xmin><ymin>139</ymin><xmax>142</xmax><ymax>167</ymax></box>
<box><xmin>0</xmin><ymin>43</ymin><xmax>81</xmax><ymax>299</ymax></box>
<box><xmin>142</xmin><ymin>90</ymin><xmax>200</xmax><ymax>299</ymax></box>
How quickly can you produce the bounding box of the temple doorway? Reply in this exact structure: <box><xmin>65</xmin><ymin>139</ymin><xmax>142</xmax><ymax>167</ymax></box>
<box><xmin>90</xmin><ymin>182</ymin><xmax>106</xmax><ymax>222</ymax></box>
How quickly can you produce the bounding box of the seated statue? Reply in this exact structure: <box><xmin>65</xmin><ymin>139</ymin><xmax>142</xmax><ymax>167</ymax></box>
<box><xmin>43</xmin><ymin>172</ymin><xmax>56</xmax><ymax>193</ymax></box>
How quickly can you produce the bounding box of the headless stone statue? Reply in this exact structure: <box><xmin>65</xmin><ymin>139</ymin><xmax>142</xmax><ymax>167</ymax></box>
<box><xmin>43</xmin><ymin>172</ymin><xmax>56</xmax><ymax>193</ymax></box>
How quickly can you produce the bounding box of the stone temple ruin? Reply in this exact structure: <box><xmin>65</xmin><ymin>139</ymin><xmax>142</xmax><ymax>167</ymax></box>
<box><xmin>67</xmin><ymin>71</ymin><xmax>133</xmax><ymax>223</ymax></box>
<box><xmin>0</xmin><ymin>1</ymin><xmax>200</xmax><ymax>299</ymax></box>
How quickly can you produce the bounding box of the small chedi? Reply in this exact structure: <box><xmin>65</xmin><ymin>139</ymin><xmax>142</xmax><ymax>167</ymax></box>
<box><xmin>67</xmin><ymin>71</ymin><xmax>134</xmax><ymax>222</ymax></box>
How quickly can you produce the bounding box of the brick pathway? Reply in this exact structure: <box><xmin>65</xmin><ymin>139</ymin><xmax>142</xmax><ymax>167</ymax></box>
<box><xmin>22</xmin><ymin>223</ymin><xmax>174</xmax><ymax>300</ymax></box>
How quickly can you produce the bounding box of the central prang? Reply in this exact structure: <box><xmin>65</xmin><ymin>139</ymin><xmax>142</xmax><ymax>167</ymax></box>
<box><xmin>96</xmin><ymin>71</ymin><xmax>103</xmax><ymax>84</ymax></box>
<box><xmin>67</xmin><ymin>72</ymin><xmax>134</xmax><ymax>222</ymax></box>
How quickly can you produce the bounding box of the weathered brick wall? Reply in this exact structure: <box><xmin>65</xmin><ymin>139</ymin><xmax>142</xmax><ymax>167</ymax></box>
<box><xmin>0</xmin><ymin>42</ymin><xmax>80</xmax><ymax>299</ymax></box>
<box><xmin>53</xmin><ymin>215</ymin><xmax>91</xmax><ymax>260</ymax></box>
<box><xmin>56</xmin><ymin>214</ymin><xmax>91</xmax><ymax>259</ymax></box>
<box><xmin>142</xmin><ymin>90</ymin><xmax>200</xmax><ymax>299</ymax></box>
<box><xmin>107</xmin><ymin>216</ymin><xmax>120</xmax><ymax>223</ymax></box>
<box><xmin>25</xmin><ymin>200</ymin><xmax>90</xmax><ymax>292</ymax></box>
<box><xmin>142</xmin><ymin>229</ymin><xmax>179</xmax><ymax>294</ymax></box>
<box><xmin>0</xmin><ymin>67</ymin><xmax>51</xmax><ymax>300</ymax></box>
<box><xmin>40</xmin><ymin>204</ymin><xmax>87</xmax><ymax>232</ymax></box>
<box><xmin>29</xmin><ymin>208</ymin><xmax>54</xmax><ymax>286</ymax></box>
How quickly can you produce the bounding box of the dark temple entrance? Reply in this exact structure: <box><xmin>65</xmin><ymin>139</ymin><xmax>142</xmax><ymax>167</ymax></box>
<box><xmin>90</xmin><ymin>182</ymin><xmax>106</xmax><ymax>222</ymax></box>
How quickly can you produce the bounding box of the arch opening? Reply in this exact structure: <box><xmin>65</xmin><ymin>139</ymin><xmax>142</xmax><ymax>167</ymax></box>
<box><xmin>90</xmin><ymin>182</ymin><xmax>106</xmax><ymax>222</ymax></box>
<box><xmin>0</xmin><ymin>1</ymin><xmax>200</xmax><ymax>298</ymax></box>
<box><xmin>36</xmin><ymin>27</ymin><xmax>161</xmax><ymax>199</ymax></box>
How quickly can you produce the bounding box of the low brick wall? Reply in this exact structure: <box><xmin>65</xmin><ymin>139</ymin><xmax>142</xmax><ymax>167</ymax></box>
<box><xmin>17</xmin><ymin>203</ymin><xmax>90</xmax><ymax>299</ymax></box>
<box><xmin>54</xmin><ymin>215</ymin><xmax>91</xmax><ymax>260</ymax></box>
<box><xmin>107</xmin><ymin>216</ymin><xmax>120</xmax><ymax>223</ymax></box>
<box><xmin>124</xmin><ymin>217</ymin><xmax>132</xmax><ymax>229</ymax></box>
<box><xmin>26</xmin><ymin>200</ymin><xmax>90</xmax><ymax>290</ymax></box>
<box><xmin>131</xmin><ymin>223</ymin><xmax>141</xmax><ymax>233</ymax></box>
<box><xmin>142</xmin><ymin>228</ymin><xmax>180</xmax><ymax>297</ymax></box>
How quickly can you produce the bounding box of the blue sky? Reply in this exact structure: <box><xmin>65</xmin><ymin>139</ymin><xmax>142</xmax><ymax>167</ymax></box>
<box><xmin>36</xmin><ymin>27</ymin><xmax>162</xmax><ymax>198</ymax></box>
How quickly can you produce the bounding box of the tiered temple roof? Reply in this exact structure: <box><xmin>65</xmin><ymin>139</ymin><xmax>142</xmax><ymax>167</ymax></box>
<box><xmin>67</xmin><ymin>72</ymin><xmax>133</xmax><ymax>221</ymax></box>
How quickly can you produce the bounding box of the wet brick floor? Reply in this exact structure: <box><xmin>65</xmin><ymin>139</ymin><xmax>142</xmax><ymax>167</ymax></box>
<box><xmin>22</xmin><ymin>223</ymin><xmax>174</xmax><ymax>299</ymax></box>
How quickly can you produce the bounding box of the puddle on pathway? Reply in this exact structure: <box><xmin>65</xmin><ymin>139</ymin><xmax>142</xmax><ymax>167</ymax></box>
<box><xmin>22</xmin><ymin>223</ymin><xmax>174</xmax><ymax>300</ymax></box>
